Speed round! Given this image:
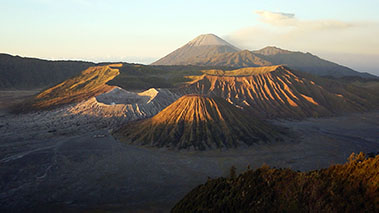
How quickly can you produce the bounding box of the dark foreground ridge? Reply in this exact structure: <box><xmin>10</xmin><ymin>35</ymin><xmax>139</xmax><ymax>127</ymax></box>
<box><xmin>172</xmin><ymin>152</ymin><xmax>379</xmax><ymax>212</ymax></box>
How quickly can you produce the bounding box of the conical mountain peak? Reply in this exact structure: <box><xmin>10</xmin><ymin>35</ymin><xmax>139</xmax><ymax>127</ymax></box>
<box><xmin>115</xmin><ymin>94</ymin><xmax>283</xmax><ymax>150</ymax></box>
<box><xmin>151</xmin><ymin>33</ymin><xmax>240</xmax><ymax>65</ymax></box>
<box><xmin>187</xmin><ymin>34</ymin><xmax>239</xmax><ymax>48</ymax></box>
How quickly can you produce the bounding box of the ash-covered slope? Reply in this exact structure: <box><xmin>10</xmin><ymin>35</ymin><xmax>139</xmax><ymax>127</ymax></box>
<box><xmin>151</xmin><ymin>34</ymin><xmax>240</xmax><ymax>65</ymax></box>
<box><xmin>179</xmin><ymin>65</ymin><xmax>378</xmax><ymax>119</ymax></box>
<box><xmin>114</xmin><ymin>95</ymin><xmax>283</xmax><ymax>150</ymax></box>
<box><xmin>92</xmin><ymin>87</ymin><xmax>180</xmax><ymax>120</ymax></box>
<box><xmin>185</xmin><ymin>50</ymin><xmax>272</xmax><ymax>67</ymax></box>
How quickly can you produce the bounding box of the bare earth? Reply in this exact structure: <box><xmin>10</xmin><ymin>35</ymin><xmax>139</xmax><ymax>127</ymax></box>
<box><xmin>0</xmin><ymin>90</ymin><xmax>40</xmax><ymax>115</ymax></box>
<box><xmin>0</xmin><ymin>91</ymin><xmax>378</xmax><ymax>212</ymax></box>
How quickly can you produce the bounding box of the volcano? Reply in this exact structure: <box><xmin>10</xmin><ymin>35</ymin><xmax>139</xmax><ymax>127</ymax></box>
<box><xmin>178</xmin><ymin>65</ymin><xmax>378</xmax><ymax>119</ymax></box>
<box><xmin>114</xmin><ymin>95</ymin><xmax>283</xmax><ymax>150</ymax></box>
<box><xmin>151</xmin><ymin>34</ymin><xmax>376</xmax><ymax>78</ymax></box>
<box><xmin>151</xmin><ymin>34</ymin><xmax>240</xmax><ymax>65</ymax></box>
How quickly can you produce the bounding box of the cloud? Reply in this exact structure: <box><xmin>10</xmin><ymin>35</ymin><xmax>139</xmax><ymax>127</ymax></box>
<box><xmin>254</xmin><ymin>10</ymin><xmax>353</xmax><ymax>30</ymax></box>
<box><xmin>255</xmin><ymin>10</ymin><xmax>296</xmax><ymax>26</ymax></box>
<box><xmin>227</xmin><ymin>10</ymin><xmax>379</xmax><ymax>56</ymax></box>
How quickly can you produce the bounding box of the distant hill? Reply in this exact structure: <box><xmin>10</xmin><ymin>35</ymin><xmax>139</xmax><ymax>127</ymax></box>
<box><xmin>0</xmin><ymin>54</ymin><xmax>208</xmax><ymax>91</ymax></box>
<box><xmin>179</xmin><ymin>66</ymin><xmax>378</xmax><ymax>119</ymax></box>
<box><xmin>151</xmin><ymin>34</ymin><xmax>377</xmax><ymax>78</ymax></box>
<box><xmin>328</xmin><ymin>75</ymin><xmax>379</xmax><ymax>96</ymax></box>
<box><xmin>0</xmin><ymin>53</ymin><xmax>93</xmax><ymax>89</ymax></box>
<box><xmin>151</xmin><ymin>34</ymin><xmax>240</xmax><ymax>65</ymax></box>
<box><xmin>15</xmin><ymin>64</ymin><xmax>122</xmax><ymax>112</ymax></box>
<box><xmin>114</xmin><ymin>95</ymin><xmax>284</xmax><ymax>150</ymax></box>
<box><xmin>252</xmin><ymin>46</ymin><xmax>376</xmax><ymax>78</ymax></box>
<box><xmin>172</xmin><ymin>153</ymin><xmax>379</xmax><ymax>212</ymax></box>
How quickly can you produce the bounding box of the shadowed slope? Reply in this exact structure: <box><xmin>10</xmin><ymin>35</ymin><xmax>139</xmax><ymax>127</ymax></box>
<box><xmin>16</xmin><ymin>64</ymin><xmax>122</xmax><ymax>112</ymax></box>
<box><xmin>0</xmin><ymin>53</ymin><xmax>93</xmax><ymax>89</ymax></box>
<box><xmin>253</xmin><ymin>46</ymin><xmax>377</xmax><ymax>78</ymax></box>
<box><xmin>179</xmin><ymin>66</ymin><xmax>378</xmax><ymax>119</ymax></box>
<box><xmin>182</xmin><ymin>50</ymin><xmax>272</xmax><ymax>67</ymax></box>
<box><xmin>114</xmin><ymin>95</ymin><xmax>284</xmax><ymax>150</ymax></box>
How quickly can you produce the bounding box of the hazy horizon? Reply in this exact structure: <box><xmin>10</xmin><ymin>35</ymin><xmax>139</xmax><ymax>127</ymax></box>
<box><xmin>1</xmin><ymin>0</ymin><xmax>378</xmax><ymax>75</ymax></box>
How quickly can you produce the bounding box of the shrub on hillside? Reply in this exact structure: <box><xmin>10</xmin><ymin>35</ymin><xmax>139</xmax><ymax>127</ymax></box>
<box><xmin>172</xmin><ymin>152</ymin><xmax>379</xmax><ymax>212</ymax></box>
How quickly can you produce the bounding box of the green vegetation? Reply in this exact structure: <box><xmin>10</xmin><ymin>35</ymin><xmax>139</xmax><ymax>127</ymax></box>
<box><xmin>172</xmin><ymin>153</ymin><xmax>379</xmax><ymax>212</ymax></box>
<box><xmin>229</xmin><ymin>166</ymin><xmax>237</xmax><ymax>179</ymax></box>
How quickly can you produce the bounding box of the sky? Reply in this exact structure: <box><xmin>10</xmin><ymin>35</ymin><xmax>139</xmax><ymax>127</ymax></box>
<box><xmin>1</xmin><ymin>0</ymin><xmax>379</xmax><ymax>75</ymax></box>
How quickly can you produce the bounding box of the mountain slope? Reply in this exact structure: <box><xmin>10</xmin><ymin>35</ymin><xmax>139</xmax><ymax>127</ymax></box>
<box><xmin>253</xmin><ymin>46</ymin><xmax>376</xmax><ymax>78</ymax></box>
<box><xmin>178</xmin><ymin>65</ymin><xmax>378</xmax><ymax>119</ymax></box>
<box><xmin>192</xmin><ymin>47</ymin><xmax>377</xmax><ymax>78</ymax></box>
<box><xmin>183</xmin><ymin>50</ymin><xmax>272</xmax><ymax>67</ymax></box>
<box><xmin>151</xmin><ymin>34</ymin><xmax>240</xmax><ymax>65</ymax></box>
<box><xmin>151</xmin><ymin>34</ymin><xmax>376</xmax><ymax>78</ymax></box>
<box><xmin>172</xmin><ymin>153</ymin><xmax>379</xmax><ymax>212</ymax></box>
<box><xmin>0</xmin><ymin>53</ymin><xmax>93</xmax><ymax>89</ymax></box>
<box><xmin>51</xmin><ymin>87</ymin><xmax>180</xmax><ymax>129</ymax></box>
<box><xmin>16</xmin><ymin>64</ymin><xmax>122</xmax><ymax>112</ymax></box>
<box><xmin>114</xmin><ymin>95</ymin><xmax>284</xmax><ymax>150</ymax></box>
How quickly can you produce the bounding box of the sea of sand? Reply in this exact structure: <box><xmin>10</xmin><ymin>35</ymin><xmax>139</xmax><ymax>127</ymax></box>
<box><xmin>0</xmin><ymin>90</ymin><xmax>378</xmax><ymax>212</ymax></box>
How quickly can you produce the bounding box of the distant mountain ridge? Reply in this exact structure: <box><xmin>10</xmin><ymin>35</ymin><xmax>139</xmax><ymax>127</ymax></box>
<box><xmin>0</xmin><ymin>53</ymin><xmax>94</xmax><ymax>89</ymax></box>
<box><xmin>152</xmin><ymin>35</ymin><xmax>377</xmax><ymax>78</ymax></box>
<box><xmin>1</xmin><ymin>35</ymin><xmax>376</xmax><ymax>91</ymax></box>
<box><xmin>252</xmin><ymin>46</ymin><xmax>375</xmax><ymax>78</ymax></box>
<box><xmin>253</xmin><ymin>46</ymin><xmax>292</xmax><ymax>55</ymax></box>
